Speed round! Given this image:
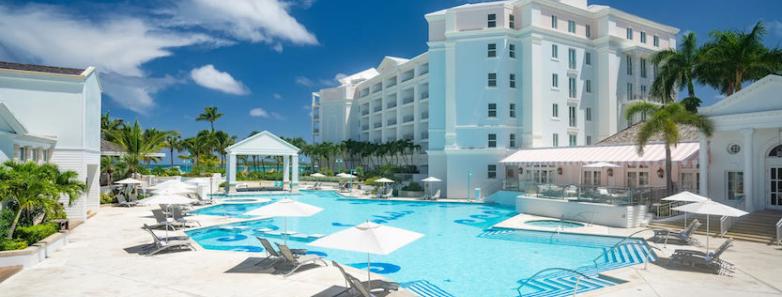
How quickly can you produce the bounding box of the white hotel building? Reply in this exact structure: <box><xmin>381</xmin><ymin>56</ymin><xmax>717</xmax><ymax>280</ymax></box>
<box><xmin>311</xmin><ymin>0</ymin><xmax>678</xmax><ymax>198</ymax></box>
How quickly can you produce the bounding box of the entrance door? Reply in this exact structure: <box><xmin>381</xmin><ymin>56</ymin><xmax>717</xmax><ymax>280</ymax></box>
<box><xmin>769</xmin><ymin>167</ymin><xmax>782</xmax><ymax>209</ymax></box>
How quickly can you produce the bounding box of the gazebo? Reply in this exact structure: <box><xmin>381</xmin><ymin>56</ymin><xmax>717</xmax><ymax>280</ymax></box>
<box><xmin>225</xmin><ymin>131</ymin><xmax>300</xmax><ymax>191</ymax></box>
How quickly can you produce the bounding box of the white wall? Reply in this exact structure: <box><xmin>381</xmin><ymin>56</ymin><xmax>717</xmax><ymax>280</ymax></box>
<box><xmin>517</xmin><ymin>196</ymin><xmax>648</xmax><ymax>228</ymax></box>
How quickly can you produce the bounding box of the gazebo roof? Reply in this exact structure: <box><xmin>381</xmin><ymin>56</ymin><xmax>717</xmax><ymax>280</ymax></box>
<box><xmin>227</xmin><ymin>130</ymin><xmax>299</xmax><ymax>156</ymax></box>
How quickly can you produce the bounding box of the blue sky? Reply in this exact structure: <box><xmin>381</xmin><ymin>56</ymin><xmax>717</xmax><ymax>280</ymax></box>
<box><xmin>1</xmin><ymin>0</ymin><xmax>781</xmax><ymax>142</ymax></box>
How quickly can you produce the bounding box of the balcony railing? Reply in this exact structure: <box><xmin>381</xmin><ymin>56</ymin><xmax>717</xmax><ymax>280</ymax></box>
<box><xmin>420</xmin><ymin>92</ymin><xmax>429</xmax><ymax>99</ymax></box>
<box><xmin>373</xmin><ymin>107</ymin><xmax>382</xmax><ymax>113</ymax></box>
<box><xmin>402</xmin><ymin>134</ymin><xmax>414</xmax><ymax>140</ymax></box>
<box><xmin>362</xmin><ymin>125</ymin><xmax>369</xmax><ymax>130</ymax></box>
<box><xmin>387</xmin><ymin>119</ymin><xmax>397</xmax><ymax>126</ymax></box>
<box><xmin>402</xmin><ymin>97</ymin><xmax>414</xmax><ymax>104</ymax></box>
<box><xmin>421</xmin><ymin>112</ymin><xmax>429</xmax><ymax>120</ymax></box>
<box><xmin>402</xmin><ymin>115</ymin><xmax>414</xmax><ymax>123</ymax></box>
<box><xmin>504</xmin><ymin>182</ymin><xmax>669</xmax><ymax>207</ymax></box>
<box><xmin>373</xmin><ymin>122</ymin><xmax>382</xmax><ymax>128</ymax></box>
<box><xmin>361</xmin><ymin>110</ymin><xmax>369</xmax><ymax>116</ymax></box>
<box><xmin>386</xmin><ymin>102</ymin><xmax>397</xmax><ymax>109</ymax></box>
<box><xmin>421</xmin><ymin>132</ymin><xmax>429</xmax><ymax>139</ymax></box>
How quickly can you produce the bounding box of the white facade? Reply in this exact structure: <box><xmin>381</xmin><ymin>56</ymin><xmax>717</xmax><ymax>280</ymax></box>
<box><xmin>225</xmin><ymin>131</ymin><xmax>300</xmax><ymax>190</ymax></box>
<box><xmin>311</xmin><ymin>0</ymin><xmax>678</xmax><ymax>199</ymax></box>
<box><xmin>699</xmin><ymin>75</ymin><xmax>782</xmax><ymax>212</ymax></box>
<box><xmin>0</xmin><ymin>63</ymin><xmax>102</xmax><ymax>220</ymax></box>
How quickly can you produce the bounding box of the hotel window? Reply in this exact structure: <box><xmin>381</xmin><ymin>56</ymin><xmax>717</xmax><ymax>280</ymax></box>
<box><xmin>552</xmin><ymin>133</ymin><xmax>559</xmax><ymax>147</ymax></box>
<box><xmin>640</xmin><ymin>58</ymin><xmax>647</xmax><ymax>78</ymax></box>
<box><xmin>568</xmin><ymin>20</ymin><xmax>576</xmax><ymax>33</ymax></box>
<box><xmin>568</xmin><ymin>48</ymin><xmax>576</xmax><ymax>69</ymax></box>
<box><xmin>488</xmin><ymin>14</ymin><xmax>497</xmax><ymax>28</ymax></box>
<box><xmin>488</xmin><ymin>103</ymin><xmax>497</xmax><ymax>118</ymax></box>
<box><xmin>640</xmin><ymin>32</ymin><xmax>647</xmax><ymax>43</ymax></box>
<box><xmin>509</xmin><ymin>14</ymin><xmax>515</xmax><ymax>29</ymax></box>
<box><xmin>653</xmin><ymin>35</ymin><xmax>660</xmax><ymax>47</ymax></box>
<box><xmin>488</xmin><ymin>73</ymin><xmax>497</xmax><ymax>87</ymax></box>
<box><xmin>32</xmin><ymin>149</ymin><xmax>39</xmax><ymax>161</ymax></box>
<box><xmin>509</xmin><ymin>103</ymin><xmax>516</xmax><ymax>118</ymax></box>
<box><xmin>627</xmin><ymin>83</ymin><xmax>634</xmax><ymax>99</ymax></box>
<box><xmin>640</xmin><ymin>85</ymin><xmax>647</xmax><ymax>97</ymax></box>
<box><xmin>552</xmin><ymin>103</ymin><xmax>559</xmax><ymax>118</ymax></box>
<box><xmin>569</xmin><ymin>134</ymin><xmax>577</xmax><ymax>146</ymax></box>
<box><xmin>586</xmin><ymin>24</ymin><xmax>591</xmax><ymax>38</ymax></box>
<box><xmin>551</xmin><ymin>15</ymin><xmax>558</xmax><ymax>29</ymax></box>
<box><xmin>18</xmin><ymin>147</ymin><xmax>26</xmax><ymax>161</ymax></box>
<box><xmin>509</xmin><ymin>73</ymin><xmax>516</xmax><ymax>88</ymax></box>
<box><xmin>568</xmin><ymin>106</ymin><xmax>576</xmax><ymax>127</ymax></box>
<box><xmin>488</xmin><ymin>164</ymin><xmax>497</xmax><ymax>179</ymax></box>
<box><xmin>586</xmin><ymin>107</ymin><xmax>592</xmax><ymax>121</ymax></box>
<box><xmin>552</xmin><ymin>73</ymin><xmax>559</xmax><ymax>88</ymax></box>
<box><xmin>551</xmin><ymin>44</ymin><xmax>558</xmax><ymax>59</ymax></box>
<box><xmin>585</xmin><ymin>80</ymin><xmax>592</xmax><ymax>93</ymax></box>
<box><xmin>568</xmin><ymin>77</ymin><xmax>576</xmax><ymax>98</ymax></box>
<box><xmin>727</xmin><ymin>171</ymin><xmax>744</xmax><ymax>200</ymax></box>
<box><xmin>626</xmin><ymin>55</ymin><xmax>633</xmax><ymax>75</ymax></box>
<box><xmin>488</xmin><ymin>133</ymin><xmax>497</xmax><ymax>148</ymax></box>
<box><xmin>509</xmin><ymin>134</ymin><xmax>517</xmax><ymax>148</ymax></box>
<box><xmin>42</xmin><ymin>149</ymin><xmax>49</xmax><ymax>162</ymax></box>
<box><xmin>586</xmin><ymin>136</ymin><xmax>592</xmax><ymax>145</ymax></box>
<box><xmin>626</xmin><ymin>27</ymin><xmax>633</xmax><ymax>40</ymax></box>
<box><xmin>585</xmin><ymin>52</ymin><xmax>591</xmax><ymax>65</ymax></box>
<box><xmin>488</xmin><ymin>43</ymin><xmax>497</xmax><ymax>57</ymax></box>
<box><xmin>509</xmin><ymin>44</ymin><xmax>516</xmax><ymax>58</ymax></box>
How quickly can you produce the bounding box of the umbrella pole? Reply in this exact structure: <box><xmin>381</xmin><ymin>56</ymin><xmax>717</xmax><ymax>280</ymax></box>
<box><xmin>284</xmin><ymin>217</ymin><xmax>288</xmax><ymax>245</ymax></box>
<box><xmin>706</xmin><ymin>214</ymin><xmax>710</xmax><ymax>252</ymax></box>
<box><xmin>367</xmin><ymin>253</ymin><xmax>372</xmax><ymax>292</ymax></box>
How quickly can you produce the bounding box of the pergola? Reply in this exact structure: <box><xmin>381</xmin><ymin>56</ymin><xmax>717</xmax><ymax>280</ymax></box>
<box><xmin>225</xmin><ymin>131</ymin><xmax>300</xmax><ymax>191</ymax></box>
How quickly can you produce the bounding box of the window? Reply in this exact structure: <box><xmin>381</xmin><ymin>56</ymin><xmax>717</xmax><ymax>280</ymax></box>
<box><xmin>551</xmin><ymin>15</ymin><xmax>558</xmax><ymax>29</ymax></box>
<box><xmin>586</xmin><ymin>24</ymin><xmax>591</xmax><ymax>38</ymax></box>
<box><xmin>727</xmin><ymin>171</ymin><xmax>744</xmax><ymax>200</ymax></box>
<box><xmin>552</xmin><ymin>133</ymin><xmax>559</xmax><ymax>147</ymax></box>
<box><xmin>640</xmin><ymin>31</ymin><xmax>647</xmax><ymax>43</ymax></box>
<box><xmin>653</xmin><ymin>64</ymin><xmax>659</xmax><ymax>79</ymax></box>
<box><xmin>509</xmin><ymin>14</ymin><xmax>515</xmax><ymax>29</ymax></box>
<box><xmin>42</xmin><ymin>149</ymin><xmax>49</xmax><ymax>162</ymax></box>
<box><xmin>585</xmin><ymin>107</ymin><xmax>592</xmax><ymax>121</ymax></box>
<box><xmin>509</xmin><ymin>44</ymin><xmax>516</xmax><ymax>58</ymax></box>
<box><xmin>640</xmin><ymin>85</ymin><xmax>647</xmax><ymax>97</ymax></box>
<box><xmin>509</xmin><ymin>134</ymin><xmax>517</xmax><ymax>148</ymax></box>
<box><xmin>653</xmin><ymin>35</ymin><xmax>660</xmax><ymax>47</ymax></box>
<box><xmin>488</xmin><ymin>134</ymin><xmax>497</xmax><ymax>148</ymax></box>
<box><xmin>509</xmin><ymin>73</ymin><xmax>516</xmax><ymax>88</ymax></box>
<box><xmin>568</xmin><ymin>48</ymin><xmax>576</xmax><ymax>69</ymax></box>
<box><xmin>552</xmin><ymin>73</ymin><xmax>559</xmax><ymax>88</ymax></box>
<box><xmin>585</xmin><ymin>80</ymin><xmax>592</xmax><ymax>93</ymax></box>
<box><xmin>487</xmin><ymin>43</ymin><xmax>497</xmax><ymax>57</ymax></box>
<box><xmin>569</xmin><ymin>134</ymin><xmax>577</xmax><ymax>146</ymax></box>
<box><xmin>585</xmin><ymin>52</ymin><xmax>591</xmax><ymax>65</ymax></box>
<box><xmin>568</xmin><ymin>20</ymin><xmax>576</xmax><ymax>33</ymax></box>
<box><xmin>568</xmin><ymin>106</ymin><xmax>576</xmax><ymax>127</ymax></box>
<box><xmin>488</xmin><ymin>14</ymin><xmax>497</xmax><ymax>28</ymax></box>
<box><xmin>568</xmin><ymin>77</ymin><xmax>576</xmax><ymax>98</ymax></box>
<box><xmin>586</xmin><ymin>136</ymin><xmax>592</xmax><ymax>145</ymax></box>
<box><xmin>627</xmin><ymin>83</ymin><xmax>634</xmax><ymax>99</ymax></box>
<box><xmin>552</xmin><ymin>104</ymin><xmax>559</xmax><ymax>118</ymax></box>
<box><xmin>488</xmin><ymin>73</ymin><xmax>497</xmax><ymax>87</ymax></box>
<box><xmin>488</xmin><ymin>164</ymin><xmax>497</xmax><ymax>179</ymax></box>
<box><xmin>509</xmin><ymin>103</ymin><xmax>516</xmax><ymax>118</ymax></box>
<box><xmin>488</xmin><ymin>103</ymin><xmax>497</xmax><ymax>118</ymax></box>
<box><xmin>626</xmin><ymin>27</ymin><xmax>633</xmax><ymax>40</ymax></box>
<box><xmin>551</xmin><ymin>44</ymin><xmax>558</xmax><ymax>59</ymax></box>
<box><xmin>640</xmin><ymin>58</ymin><xmax>647</xmax><ymax>78</ymax></box>
<box><xmin>626</xmin><ymin>55</ymin><xmax>633</xmax><ymax>75</ymax></box>
<box><xmin>18</xmin><ymin>147</ymin><xmax>25</xmax><ymax>161</ymax></box>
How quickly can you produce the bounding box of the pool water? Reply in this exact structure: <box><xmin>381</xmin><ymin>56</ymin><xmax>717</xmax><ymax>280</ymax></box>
<box><xmin>187</xmin><ymin>191</ymin><xmax>640</xmax><ymax>297</ymax></box>
<box><xmin>525</xmin><ymin>219</ymin><xmax>585</xmax><ymax>229</ymax></box>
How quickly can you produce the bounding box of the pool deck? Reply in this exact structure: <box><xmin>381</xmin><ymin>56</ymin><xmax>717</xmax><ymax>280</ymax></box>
<box><xmin>497</xmin><ymin>213</ymin><xmax>782</xmax><ymax>297</ymax></box>
<box><xmin>0</xmin><ymin>205</ymin><xmax>414</xmax><ymax>297</ymax></box>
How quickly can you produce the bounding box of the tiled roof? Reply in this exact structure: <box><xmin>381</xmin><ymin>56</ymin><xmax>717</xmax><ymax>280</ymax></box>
<box><xmin>597</xmin><ymin>123</ymin><xmax>700</xmax><ymax>145</ymax></box>
<box><xmin>101</xmin><ymin>139</ymin><xmax>125</xmax><ymax>153</ymax></box>
<box><xmin>0</xmin><ymin>61</ymin><xmax>85</xmax><ymax>76</ymax></box>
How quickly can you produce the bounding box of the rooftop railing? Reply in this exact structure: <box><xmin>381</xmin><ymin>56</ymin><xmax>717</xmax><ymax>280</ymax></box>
<box><xmin>508</xmin><ymin>182</ymin><xmax>669</xmax><ymax>207</ymax></box>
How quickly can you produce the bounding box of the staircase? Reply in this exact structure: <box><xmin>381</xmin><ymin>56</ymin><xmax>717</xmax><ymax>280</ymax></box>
<box><xmin>651</xmin><ymin>210</ymin><xmax>782</xmax><ymax>243</ymax></box>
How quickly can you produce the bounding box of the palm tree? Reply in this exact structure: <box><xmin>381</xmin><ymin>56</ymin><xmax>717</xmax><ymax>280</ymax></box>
<box><xmin>100</xmin><ymin>156</ymin><xmax>116</xmax><ymax>185</ymax></box>
<box><xmin>196</xmin><ymin>106</ymin><xmax>223</xmax><ymax>132</ymax></box>
<box><xmin>213</xmin><ymin>131</ymin><xmax>236</xmax><ymax>167</ymax></box>
<box><xmin>625</xmin><ymin>102</ymin><xmax>713</xmax><ymax>194</ymax></box>
<box><xmin>101</xmin><ymin>112</ymin><xmax>125</xmax><ymax>139</ymax></box>
<box><xmin>163</xmin><ymin>131</ymin><xmax>181</xmax><ymax>167</ymax></box>
<box><xmin>698</xmin><ymin>21</ymin><xmax>782</xmax><ymax>96</ymax></box>
<box><xmin>107</xmin><ymin>121</ymin><xmax>172</xmax><ymax>174</ymax></box>
<box><xmin>651</xmin><ymin>32</ymin><xmax>702</xmax><ymax>112</ymax></box>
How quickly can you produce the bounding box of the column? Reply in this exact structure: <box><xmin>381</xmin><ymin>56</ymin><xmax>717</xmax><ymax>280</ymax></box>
<box><xmin>698</xmin><ymin>136</ymin><xmax>709</xmax><ymax>196</ymax></box>
<box><xmin>292</xmin><ymin>156</ymin><xmax>299</xmax><ymax>187</ymax></box>
<box><xmin>226</xmin><ymin>153</ymin><xmax>237</xmax><ymax>191</ymax></box>
<box><xmin>742</xmin><ymin>128</ymin><xmax>754</xmax><ymax>211</ymax></box>
<box><xmin>283</xmin><ymin>155</ymin><xmax>290</xmax><ymax>188</ymax></box>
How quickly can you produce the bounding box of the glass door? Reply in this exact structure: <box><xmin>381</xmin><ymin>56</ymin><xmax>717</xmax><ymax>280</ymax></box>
<box><xmin>769</xmin><ymin>167</ymin><xmax>782</xmax><ymax>209</ymax></box>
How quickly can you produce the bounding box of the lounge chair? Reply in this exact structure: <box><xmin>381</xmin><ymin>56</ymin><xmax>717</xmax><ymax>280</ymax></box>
<box><xmin>150</xmin><ymin>209</ymin><xmax>178</xmax><ymax>231</ymax></box>
<box><xmin>142</xmin><ymin>224</ymin><xmax>195</xmax><ymax>256</ymax></box>
<box><xmin>333</xmin><ymin>261</ymin><xmax>399</xmax><ymax>295</ymax></box>
<box><xmin>117</xmin><ymin>194</ymin><xmax>137</xmax><ymax>207</ymax></box>
<box><xmin>430</xmin><ymin>189</ymin><xmax>441</xmax><ymax>200</ymax></box>
<box><xmin>652</xmin><ymin>219</ymin><xmax>701</xmax><ymax>245</ymax></box>
<box><xmin>255</xmin><ymin>237</ymin><xmax>307</xmax><ymax>267</ymax></box>
<box><xmin>172</xmin><ymin>207</ymin><xmax>200</xmax><ymax>227</ymax></box>
<box><xmin>381</xmin><ymin>188</ymin><xmax>393</xmax><ymax>199</ymax></box>
<box><xmin>275</xmin><ymin>243</ymin><xmax>328</xmax><ymax>277</ymax></box>
<box><xmin>669</xmin><ymin>239</ymin><xmax>735</xmax><ymax>274</ymax></box>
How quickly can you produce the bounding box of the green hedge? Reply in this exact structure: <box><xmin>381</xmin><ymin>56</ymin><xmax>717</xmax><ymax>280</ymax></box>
<box><xmin>15</xmin><ymin>223</ymin><xmax>58</xmax><ymax>245</ymax></box>
<box><xmin>100</xmin><ymin>193</ymin><xmax>115</xmax><ymax>204</ymax></box>
<box><xmin>401</xmin><ymin>182</ymin><xmax>423</xmax><ymax>191</ymax></box>
<box><xmin>0</xmin><ymin>239</ymin><xmax>27</xmax><ymax>251</ymax></box>
<box><xmin>0</xmin><ymin>209</ymin><xmax>13</xmax><ymax>239</ymax></box>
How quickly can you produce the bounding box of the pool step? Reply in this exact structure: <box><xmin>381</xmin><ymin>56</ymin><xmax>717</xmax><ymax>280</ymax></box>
<box><xmin>520</xmin><ymin>274</ymin><xmax>621</xmax><ymax>297</ymax></box>
<box><xmin>401</xmin><ymin>280</ymin><xmax>456</xmax><ymax>297</ymax></box>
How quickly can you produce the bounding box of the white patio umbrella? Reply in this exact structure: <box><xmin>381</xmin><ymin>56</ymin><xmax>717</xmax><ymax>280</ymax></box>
<box><xmin>138</xmin><ymin>194</ymin><xmax>194</xmax><ymax>240</ymax></box>
<box><xmin>244</xmin><ymin>198</ymin><xmax>323</xmax><ymax>243</ymax></box>
<box><xmin>337</xmin><ymin>173</ymin><xmax>357</xmax><ymax>189</ymax></box>
<box><xmin>374</xmin><ymin>178</ymin><xmax>395</xmax><ymax>198</ymax></box>
<box><xmin>662</xmin><ymin>191</ymin><xmax>710</xmax><ymax>228</ymax></box>
<box><xmin>421</xmin><ymin>177</ymin><xmax>442</xmax><ymax>198</ymax></box>
<box><xmin>309</xmin><ymin>222</ymin><xmax>423</xmax><ymax>291</ymax></box>
<box><xmin>310</xmin><ymin>173</ymin><xmax>326</xmax><ymax>178</ymax></box>
<box><xmin>673</xmin><ymin>200</ymin><xmax>748</xmax><ymax>251</ymax></box>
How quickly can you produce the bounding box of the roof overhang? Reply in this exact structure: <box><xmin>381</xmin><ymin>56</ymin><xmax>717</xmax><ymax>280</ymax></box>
<box><xmin>501</xmin><ymin>142</ymin><xmax>699</xmax><ymax>165</ymax></box>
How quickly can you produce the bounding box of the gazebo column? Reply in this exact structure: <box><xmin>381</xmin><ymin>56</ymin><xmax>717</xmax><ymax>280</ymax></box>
<box><xmin>292</xmin><ymin>156</ymin><xmax>299</xmax><ymax>187</ymax></box>
<box><xmin>227</xmin><ymin>153</ymin><xmax>237</xmax><ymax>190</ymax></box>
<box><xmin>698</xmin><ymin>136</ymin><xmax>709</xmax><ymax>196</ymax></box>
<box><xmin>742</xmin><ymin>128</ymin><xmax>754</xmax><ymax>211</ymax></box>
<box><xmin>283</xmin><ymin>155</ymin><xmax>290</xmax><ymax>188</ymax></box>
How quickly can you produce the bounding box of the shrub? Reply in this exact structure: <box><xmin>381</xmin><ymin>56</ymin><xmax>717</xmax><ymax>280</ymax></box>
<box><xmin>100</xmin><ymin>193</ymin><xmax>115</xmax><ymax>204</ymax></box>
<box><xmin>15</xmin><ymin>223</ymin><xmax>58</xmax><ymax>245</ymax></box>
<box><xmin>401</xmin><ymin>182</ymin><xmax>423</xmax><ymax>191</ymax></box>
<box><xmin>0</xmin><ymin>239</ymin><xmax>27</xmax><ymax>251</ymax></box>
<box><xmin>0</xmin><ymin>209</ymin><xmax>14</xmax><ymax>239</ymax></box>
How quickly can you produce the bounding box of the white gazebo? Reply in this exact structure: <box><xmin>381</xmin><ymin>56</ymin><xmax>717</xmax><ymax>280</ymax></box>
<box><xmin>224</xmin><ymin>131</ymin><xmax>300</xmax><ymax>191</ymax></box>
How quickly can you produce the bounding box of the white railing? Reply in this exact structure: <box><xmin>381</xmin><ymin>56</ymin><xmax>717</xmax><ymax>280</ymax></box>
<box><xmin>652</xmin><ymin>201</ymin><xmax>683</xmax><ymax>219</ymax></box>
<box><xmin>720</xmin><ymin>216</ymin><xmax>736</xmax><ymax>237</ymax></box>
<box><xmin>776</xmin><ymin>218</ymin><xmax>782</xmax><ymax>245</ymax></box>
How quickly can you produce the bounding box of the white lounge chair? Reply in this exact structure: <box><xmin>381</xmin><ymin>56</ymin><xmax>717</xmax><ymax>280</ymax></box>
<box><xmin>430</xmin><ymin>189</ymin><xmax>441</xmax><ymax>200</ymax></box>
<box><xmin>275</xmin><ymin>243</ymin><xmax>328</xmax><ymax>277</ymax></box>
<box><xmin>670</xmin><ymin>239</ymin><xmax>734</xmax><ymax>274</ymax></box>
<box><xmin>652</xmin><ymin>219</ymin><xmax>701</xmax><ymax>245</ymax></box>
<box><xmin>142</xmin><ymin>224</ymin><xmax>195</xmax><ymax>256</ymax></box>
<box><xmin>333</xmin><ymin>261</ymin><xmax>400</xmax><ymax>296</ymax></box>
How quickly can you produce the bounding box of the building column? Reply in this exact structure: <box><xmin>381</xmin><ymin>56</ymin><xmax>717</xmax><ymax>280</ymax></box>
<box><xmin>226</xmin><ymin>153</ymin><xmax>237</xmax><ymax>191</ymax></box>
<box><xmin>742</xmin><ymin>128</ymin><xmax>754</xmax><ymax>211</ymax></box>
<box><xmin>698</xmin><ymin>136</ymin><xmax>709</xmax><ymax>196</ymax></box>
<box><xmin>283</xmin><ymin>155</ymin><xmax>290</xmax><ymax>188</ymax></box>
<box><xmin>292</xmin><ymin>156</ymin><xmax>299</xmax><ymax>188</ymax></box>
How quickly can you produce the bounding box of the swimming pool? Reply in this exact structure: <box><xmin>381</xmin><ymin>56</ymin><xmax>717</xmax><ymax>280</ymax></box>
<box><xmin>525</xmin><ymin>219</ymin><xmax>585</xmax><ymax>229</ymax></box>
<box><xmin>187</xmin><ymin>191</ymin><xmax>651</xmax><ymax>297</ymax></box>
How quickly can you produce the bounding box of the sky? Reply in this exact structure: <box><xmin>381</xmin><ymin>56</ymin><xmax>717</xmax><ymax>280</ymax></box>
<box><xmin>1</xmin><ymin>0</ymin><xmax>781</xmax><ymax>143</ymax></box>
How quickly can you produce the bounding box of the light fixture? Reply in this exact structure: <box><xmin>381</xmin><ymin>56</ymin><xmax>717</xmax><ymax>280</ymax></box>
<box><xmin>607</xmin><ymin>168</ymin><xmax>614</xmax><ymax>177</ymax></box>
<box><xmin>657</xmin><ymin>168</ymin><xmax>664</xmax><ymax>178</ymax></box>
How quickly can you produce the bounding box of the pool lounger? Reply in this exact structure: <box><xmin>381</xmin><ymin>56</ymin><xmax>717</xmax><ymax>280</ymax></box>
<box><xmin>333</xmin><ymin>260</ymin><xmax>400</xmax><ymax>295</ymax></box>
<box><xmin>142</xmin><ymin>224</ymin><xmax>196</xmax><ymax>256</ymax></box>
<box><xmin>275</xmin><ymin>243</ymin><xmax>328</xmax><ymax>277</ymax></box>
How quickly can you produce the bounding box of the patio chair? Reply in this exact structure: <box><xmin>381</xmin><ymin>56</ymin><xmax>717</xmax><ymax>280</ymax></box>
<box><xmin>255</xmin><ymin>237</ymin><xmax>307</xmax><ymax>267</ymax></box>
<box><xmin>275</xmin><ymin>243</ymin><xmax>328</xmax><ymax>277</ymax></box>
<box><xmin>150</xmin><ymin>209</ymin><xmax>178</xmax><ymax>231</ymax></box>
<box><xmin>128</xmin><ymin>192</ymin><xmax>140</xmax><ymax>204</ymax></box>
<box><xmin>172</xmin><ymin>207</ymin><xmax>200</xmax><ymax>227</ymax></box>
<box><xmin>430</xmin><ymin>189</ymin><xmax>441</xmax><ymax>200</ymax></box>
<box><xmin>652</xmin><ymin>219</ymin><xmax>701</xmax><ymax>245</ymax></box>
<box><xmin>381</xmin><ymin>188</ymin><xmax>393</xmax><ymax>199</ymax></box>
<box><xmin>669</xmin><ymin>239</ymin><xmax>735</xmax><ymax>274</ymax></box>
<box><xmin>333</xmin><ymin>261</ymin><xmax>399</xmax><ymax>295</ymax></box>
<box><xmin>116</xmin><ymin>193</ymin><xmax>137</xmax><ymax>207</ymax></box>
<box><xmin>142</xmin><ymin>224</ymin><xmax>195</xmax><ymax>256</ymax></box>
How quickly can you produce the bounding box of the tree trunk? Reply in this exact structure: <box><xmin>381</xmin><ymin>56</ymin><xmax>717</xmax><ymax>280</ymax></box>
<box><xmin>170</xmin><ymin>148</ymin><xmax>175</xmax><ymax>167</ymax></box>
<box><xmin>6</xmin><ymin>208</ymin><xmax>22</xmax><ymax>239</ymax></box>
<box><xmin>665</xmin><ymin>144</ymin><xmax>674</xmax><ymax>195</ymax></box>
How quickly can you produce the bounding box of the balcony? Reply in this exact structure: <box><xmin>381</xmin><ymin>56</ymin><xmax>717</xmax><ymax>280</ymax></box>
<box><xmin>401</xmin><ymin>70</ymin><xmax>414</xmax><ymax>82</ymax></box>
<box><xmin>362</xmin><ymin>125</ymin><xmax>369</xmax><ymax>131</ymax></box>
<box><xmin>421</xmin><ymin>112</ymin><xmax>429</xmax><ymax>120</ymax></box>
<box><xmin>419</xmin><ymin>64</ymin><xmax>429</xmax><ymax>75</ymax></box>
<box><xmin>373</xmin><ymin>107</ymin><xmax>382</xmax><ymax>113</ymax></box>
<box><xmin>402</xmin><ymin>134</ymin><xmax>414</xmax><ymax>140</ymax></box>
<box><xmin>313</xmin><ymin>129</ymin><xmax>320</xmax><ymax>133</ymax></box>
<box><xmin>313</xmin><ymin>114</ymin><xmax>320</xmax><ymax>120</ymax></box>
<box><xmin>421</xmin><ymin>132</ymin><xmax>429</xmax><ymax>139</ymax></box>
<box><xmin>402</xmin><ymin>96</ymin><xmax>414</xmax><ymax>105</ymax></box>
<box><xmin>402</xmin><ymin>115</ymin><xmax>414</xmax><ymax>123</ymax></box>
<box><xmin>387</xmin><ymin>119</ymin><xmax>397</xmax><ymax>126</ymax></box>
<box><xmin>361</xmin><ymin>110</ymin><xmax>369</xmax><ymax>116</ymax></box>
<box><xmin>386</xmin><ymin>102</ymin><xmax>397</xmax><ymax>109</ymax></box>
<box><xmin>420</xmin><ymin>92</ymin><xmax>429</xmax><ymax>100</ymax></box>
<box><xmin>373</xmin><ymin>122</ymin><xmax>382</xmax><ymax>129</ymax></box>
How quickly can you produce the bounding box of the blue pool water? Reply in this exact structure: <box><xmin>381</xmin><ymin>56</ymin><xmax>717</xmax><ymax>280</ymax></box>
<box><xmin>187</xmin><ymin>191</ymin><xmax>650</xmax><ymax>297</ymax></box>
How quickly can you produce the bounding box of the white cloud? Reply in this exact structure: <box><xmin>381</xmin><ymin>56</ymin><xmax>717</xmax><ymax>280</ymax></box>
<box><xmin>101</xmin><ymin>74</ymin><xmax>180</xmax><ymax>113</ymax></box>
<box><xmin>169</xmin><ymin>0</ymin><xmax>318</xmax><ymax>45</ymax></box>
<box><xmin>295</xmin><ymin>76</ymin><xmax>315</xmax><ymax>87</ymax></box>
<box><xmin>768</xmin><ymin>20</ymin><xmax>782</xmax><ymax>38</ymax></box>
<box><xmin>273</xmin><ymin>93</ymin><xmax>283</xmax><ymax>100</ymax></box>
<box><xmin>249</xmin><ymin>107</ymin><xmax>269</xmax><ymax>118</ymax></box>
<box><xmin>190</xmin><ymin>64</ymin><xmax>249</xmax><ymax>95</ymax></box>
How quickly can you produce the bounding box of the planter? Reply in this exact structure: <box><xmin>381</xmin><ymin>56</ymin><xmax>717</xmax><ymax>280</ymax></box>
<box><xmin>398</xmin><ymin>190</ymin><xmax>425</xmax><ymax>198</ymax></box>
<box><xmin>0</xmin><ymin>232</ymin><xmax>67</xmax><ymax>269</ymax></box>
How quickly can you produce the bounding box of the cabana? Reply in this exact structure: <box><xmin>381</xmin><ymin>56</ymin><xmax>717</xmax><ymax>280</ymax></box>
<box><xmin>224</xmin><ymin>131</ymin><xmax>300</xmax><ymax>191</ymax></box>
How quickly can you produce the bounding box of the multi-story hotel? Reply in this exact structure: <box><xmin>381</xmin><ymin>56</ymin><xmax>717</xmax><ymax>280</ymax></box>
<box><xmin>311</xmin><ymin>0</ymin><xmax>678</xmax><ymax>198</ymax></box>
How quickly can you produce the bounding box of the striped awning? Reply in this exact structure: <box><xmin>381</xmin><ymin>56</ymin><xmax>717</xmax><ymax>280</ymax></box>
<box><xmin>500</xmin><ymin>142</ymin><xmax>699</xmax><ymax>165</ymax></box>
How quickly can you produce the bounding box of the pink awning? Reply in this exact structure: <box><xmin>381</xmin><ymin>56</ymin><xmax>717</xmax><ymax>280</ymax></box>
<box><xmin>500</xmin><ymin>142</ymin><xmax>699</xmax><ymax>165</ymax></box>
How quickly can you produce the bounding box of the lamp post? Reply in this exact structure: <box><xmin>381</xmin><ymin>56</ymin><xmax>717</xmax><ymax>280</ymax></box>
<box><xmin>336</xmin><ymin>159</ymin><xmax>344</xmax><ymax>173</ymax></box>
<box><xmin>467</xmin><ymin>171</ymin><xmax>473</xmax><ymax>202</ymax></box>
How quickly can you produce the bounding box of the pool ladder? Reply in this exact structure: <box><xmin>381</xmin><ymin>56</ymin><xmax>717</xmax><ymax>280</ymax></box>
<box><xmin>515</xmin><ymin>267</ymin><xmax>592</xmax><ymax>297</ymax></box>
<box><xmin>591</xmin><ymin>228</ymin><xmax>660</xmax><ymax>271</ymax></box>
